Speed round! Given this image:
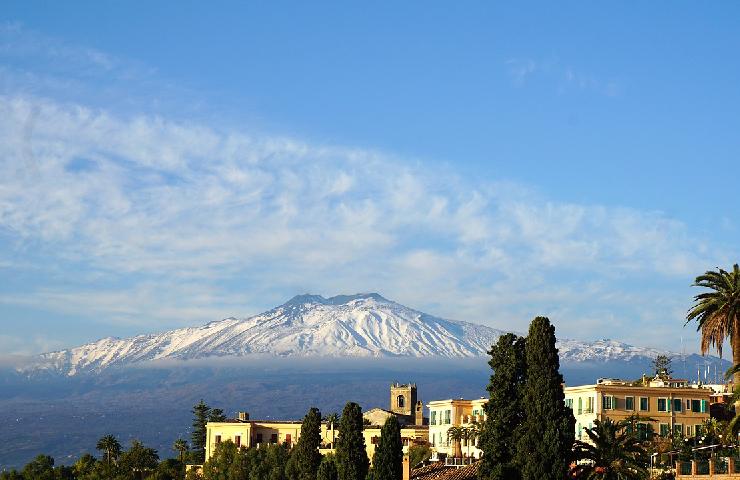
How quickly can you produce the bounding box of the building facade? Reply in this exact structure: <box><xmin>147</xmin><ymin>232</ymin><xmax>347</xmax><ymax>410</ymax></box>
<box><xmin>426</xmin><ymin>398</ymin><xmax>486</xmax><ymax>459</ymax></box>
<box><xmin>564</xmin><ymin>377</ymin><xmax>712</xmax><ymax>441</ymax></box>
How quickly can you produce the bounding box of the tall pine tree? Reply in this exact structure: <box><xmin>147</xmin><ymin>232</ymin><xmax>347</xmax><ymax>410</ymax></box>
<box><xmin>317</xmin><ymin>455</ymin><xmax>339</xmax><ymax>480</ymax></box>
<box><xmin>516</xmin><ymin>317</ymin><xmax>575</xmax><ymax>480</ymax></box>
<box><xmin>478</xmin><ymin>333</ymin><xmax>526</xmax><ymax>480</ymax></box>
<box><xmin>191</xmin><ymin>400</ymin><xmax>211</xmax><ymax>463</ymax></box>
<box><xmin>293</xmin><ymin>407</ymin><xmax>323</xmax><ymax>480</ymax></box>
<box><xmin>336</xmin><ymin>402</ymin><xmax>369</xmax><ymax>480</ymax></box>
<box><xmin>372</xmin><ymin>416</ymin><xmax>402</xmax><ymax>480</ymax></box>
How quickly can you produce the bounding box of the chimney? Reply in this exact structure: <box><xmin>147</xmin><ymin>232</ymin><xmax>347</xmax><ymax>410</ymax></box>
<box><xmin>403</xmin><ymin>455</ymin><xmax>410</xmax><ymax>480</ymax></box>
<box><xmin>238</xmin><ymin>412</ymin><xmax>249</xmax><ymax>421</ymax></box>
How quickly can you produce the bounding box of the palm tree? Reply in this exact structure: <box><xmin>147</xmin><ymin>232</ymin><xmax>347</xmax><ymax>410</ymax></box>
<box><xmin>96</xmin><ymin>434</ymin><xmax>122</xmax><ymax>465</ymax></box>
<box><xmin>324</xmin><ymin>412</ymin><xmax>339</xmax><ymax>447</ymax></box>
<box><xmin>173</xmin><ymin>438</ymin><xmax>189</xmax><ymax>463</ymax></box>
<box><xmin>571</xmin><ymin>418</ymin><xmax>648</xmax><ymax>480</ymax></box>
<box><xmin>446</xmin><ymin>426</ymin><xmax>464</xmax><ymax>458</ymax></box>
<box><xmin>687</xmin><ymin>264</ymin><xmax>740</xmax><ymax>389</ymax></box>
<box><xmin>465</xmin><ymin>421</ymin><xmax>482</xmax><ymax>458</ymax></box>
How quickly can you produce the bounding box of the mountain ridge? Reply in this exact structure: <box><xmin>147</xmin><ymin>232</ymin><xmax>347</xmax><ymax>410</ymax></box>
<box><xmin>22</xmin><ymin>293</ymin><xmax>685</xmax><ymax>377</ymax></box>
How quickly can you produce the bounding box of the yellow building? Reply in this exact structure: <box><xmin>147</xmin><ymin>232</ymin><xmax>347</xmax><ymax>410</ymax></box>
<box><xmin>204</xmin><ymin>382</ymin><xmax>430</xmax><ymax>464</ymax></box>
<box><xmin>564</xmin><ymin>377</ymin><xmax>712</xmax><ymax>441</ymax></box>
<box><xmin>205</xmin><ymin>415</ymin><xmax>337</xmax><ymax>461</ymax></box>
<box><xmin>204</xmin><ymin>415</ymin><xmax>427</xmax><ymax>463</ymax></box>
<box><xmin>426</xmin><ymin>397</ymin><xmax>486</xmax><ymax>459</ymax></box>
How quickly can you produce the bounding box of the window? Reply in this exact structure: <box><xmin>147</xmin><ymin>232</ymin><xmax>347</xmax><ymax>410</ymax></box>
<box><xmin>625</xmin><ymin>396</ymin><xmax>634</xmax><ymax>411</ymax></box>
<box><xmin>691</xmin><ymin>400</ymin><xmax>701</xmax><ymax>413</ymax></box>
<box><xmin>270</xmin><ymin>434</ymin><xmax>278</xmax><ymax>444</ymax></box>
<box><xmin>215</xmin><ymin>435</ymin><xmax>222</xmax><ymax>444</ymax></box>
<box><xmin>603</xmin><ymin>395</ymin><xmax>615</xmax><ymax>410</ymax></box>
<box><xmin>673</xmin><ymin>424</ymin><xmax>682</xmax><ymax>436</ymax></box>
<box><xmin>639</xmin><ymin>397</ymin><xmax>649</xmax><ymax>411</ymax></box>
<box><xmin>659</xmin><ymin>424</ymin><xmax>670</xmax><ymax>436</ymax></box>
<box><xmin>444</xmin><ymin>410</ymin><xmax>451</xmax><ymax>425</ymax></box>
<box><xmin>397</xmin><ymin>395</ymin><xmax>405</xmax><ymax>409</ymax></box>
<box><xmin>695</xmin><ymin>425</ymin><xmax>703</xmax><ymax>436</ymax></box>
<box><xmin>430</xmin><ymin>411</ymin><xmax>437</xmax><ymax>425</ymax></box>
<box><xmin>585</xmin><ymin>397</ymin><xmax>594</xmax><ymax>413</ymax></box>
<box><xmin>701</xmin><ymin>400</ymin><xmax>708</xmax><ymax>413</ymax></box>
<box><xmin>234</xmin><ymin>435</ymin><xmax>241</xmax><ymax>448</ymax></box>
<box><xmin>256</xmin><ymin>433</ymin><xmax>263</xmax><ymax>444</ymax></box>
<box><xmin>657</xmin><ymin>398</ymin><xmax>668</xmax><ymax>412</ymax></box>
<box><xmin>285</xmin><ymin>434</ymin><xmax>291</xmax><ymax>445</ymax></box>
<box><xmin>578</xmin><ymin>397</ymin><xmax>583</xmax><ymax>415</ymax></box>
<box><xmin>371</xmin><ymin>436</ymin><xmax>379</xmax><ymax>445</ymax></box>
<box><xmin>673</xmin><ymin>399</ymin><xmax>682</xmax><ymax>412</ymax></box>
<box><xmin>565</xmin><ymin>398</ymin><xmax>573</xmax><ymax>410</ymax></box>
<box><xmin>637</xmin><ymin>423</ymin><xmax>652</xmax><ymax>441</ymax></box>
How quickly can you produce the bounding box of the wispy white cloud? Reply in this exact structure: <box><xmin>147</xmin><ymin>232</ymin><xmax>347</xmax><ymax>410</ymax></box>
<box><xmin>506</xmin><ymin>57</ymin><xmax>621</xmax><ymax>97</ymax></box>
<box><xmin>0</xmin><ymin>25</ymin><xmax>730</xmax><ymax>355</ymax></box>
<box><xmin>0</xmin><ymin>93</ymin><xmax>728</xmax><ymax>354</ymax></box>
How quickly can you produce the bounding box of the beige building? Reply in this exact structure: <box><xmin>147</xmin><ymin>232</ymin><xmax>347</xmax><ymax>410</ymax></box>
<box><xmin>204</xmin><ymin>382</ymin><xmax>429</xmax><ymax>464</ymax></box>
<box><xmin>426</xmin><ymin>397</ymin><xmax>486</xmax><ymax>459</ymax></box>
<box><xmin>564</xmin><ymin>377</ymin><xmax>712</xmax><ymax>441</ymax></box>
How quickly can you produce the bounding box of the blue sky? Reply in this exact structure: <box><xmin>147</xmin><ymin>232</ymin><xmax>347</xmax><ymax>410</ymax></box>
<box><xmin>0</xmin><ymin>1</ymin><xmax>738</xmax><ymax>356</ymax></box>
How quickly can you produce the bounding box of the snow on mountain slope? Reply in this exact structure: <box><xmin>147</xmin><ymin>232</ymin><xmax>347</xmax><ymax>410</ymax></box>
<box><xmin>24</xmin><ymin>293</ymin><xmax>673</xmax><ymax>376</ymax></box>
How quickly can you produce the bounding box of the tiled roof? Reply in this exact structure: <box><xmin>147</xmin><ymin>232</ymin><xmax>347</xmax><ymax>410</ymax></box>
<box><xmin>410</xmin><ymin>462</ymin><xmax>479</xmax><ymax>480</ymax></box>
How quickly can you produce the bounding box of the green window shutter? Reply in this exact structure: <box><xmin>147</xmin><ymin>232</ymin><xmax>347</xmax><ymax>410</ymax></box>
<box><xmin>701</xmin><ymin>400</ymin><xmax>708</xmax><ymax>413</ymax></box>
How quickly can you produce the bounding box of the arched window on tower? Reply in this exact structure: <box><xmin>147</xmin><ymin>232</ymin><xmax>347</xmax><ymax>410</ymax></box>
<box><xmin>397</xmin><ymin>395</ymin><xmax>405</xmax><ymax>409</ymax></box>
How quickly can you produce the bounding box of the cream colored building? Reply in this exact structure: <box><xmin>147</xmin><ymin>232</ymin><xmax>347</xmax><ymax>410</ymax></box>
<box><xmin>426</xmin><ymin>398</ymin><xmax>486</xmax><ymax>459</ymax></box>
<box><xmin>564</xmin><ymin>377</ymin><xmax>712</xmax><ymax>441</ymax></box>
<box><xmin>205</xmin><ymin>417</ymin><xmax>427</xmax><ymax>462</ymax></box>
<box><xmin>204</xmin><ymin>382</ymin><xmax>430</xmax><ymax>463</ymax></box>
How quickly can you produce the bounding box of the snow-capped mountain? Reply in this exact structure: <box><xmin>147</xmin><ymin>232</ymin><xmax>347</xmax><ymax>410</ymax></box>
<box><xmin>25</xmin><ymin>293</ymin><xmax>673</xmax><ymax>376</ymax></box>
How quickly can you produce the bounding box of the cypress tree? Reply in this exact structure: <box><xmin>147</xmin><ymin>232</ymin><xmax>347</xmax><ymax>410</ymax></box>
<box><xmin>516</xmin><ymin>317</ymin><xmax>576</xmax><ymax>480</ymax></box>
<box><xmin>371</xmin><ymin>416</ymin><xmax>402</xmax><ymax>480</ymax></box>
<box><xmin>293</xmin><ymin>407</ymin><xmax>323</xmax><ymax>480</ymax></box>
<box><xmin>317</xmin><ymin>455</ymin><xmax>339</xmax><ymax>480</ymax></box>
<box><xmin>191</xmin><ymin>400</ymin><xmax>211</xmax><ymax>463</ymax></box>
<box><xmin>478</xmin><ymin>333</ymin><xmax>526</xmax><ymax>480</ymax></box>
<box><xmin>336</xmin><ymin>402</ymin><xmax>369</xmax><ymax>480</ymax></box>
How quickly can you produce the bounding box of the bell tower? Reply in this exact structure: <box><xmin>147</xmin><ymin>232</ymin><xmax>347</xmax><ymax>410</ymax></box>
<box><xmin>390</xmin><ymin>382</ymin><xmax>417</xmax><ymax>416</ymax></box>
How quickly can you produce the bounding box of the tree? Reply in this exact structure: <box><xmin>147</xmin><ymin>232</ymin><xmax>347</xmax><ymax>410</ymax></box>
<box><xmin>478</xmin><ymin>333</ymin><xmax>527</xmax><ymax>480</ymax></box>
<box><xmin>21</xmin><ymin>455</ymin><xmax>55</xmax><ymax>480</ymax></box>
<box><xmin>408</xmin><ymin>444</ymin><xmax>431</xmax><ymax>468</ymax></box>
<box><xmin>0</xmin><ymin>470</ymin><xmax>22</xmax><ymax>480</ymax></box>
<box><xmin>208</xmin><ymin>408</ymin><xmax>227</xmax><ymax>423</ymax></box>
<box><xmin>191</xmin><ymin>400</ymin><xmax>212</xmax><ymax>464</ymax></box>
<box><xmin>96</xmin><ymin>434</ymin><xmax>122</xmax><ymax>466</ymax></box>
<box><xmin>653</xmin><ymin>355</ymin><xmax>673</xmax><ymax>378</ymax></box>
<box><xmin>372</xmin><ymin>416</ymin><xmax>402</xmax><ymax>480</ymax></box>
<box><xmin>174</xmin><ymin>438</ymin><xmax>190</xmax><ymax>463</ymax></box>
<box><xmin>317</xmin><ymin>455</ymin><xmax>339</xmax><ymax>480</ymax></box>
<box><xmin>335</xmin><ymin>402</ymin><xmax>369</xmax><ymax>480</ymax></box>
<box><xmin>201</xmin><ymin>440</ymin><xmax>247</xmax><ymax>480</ymax></box>
<box><xmin>119</xmin><ymin>440</ymin><xmax>159</xmax><ymax>479</ymax></box>
<box><xmin>687</xmin><ymin>264</ymin><xmax>740</xmax><ymax>394</ymax></box>
<box><xmin>325</xmin><ymin>412</ymin><xmax>340</xmax><ymax>448</ymax></box>
<box><xmin>516</xmin><ymin>317</ymin><xmax>576</xmax><ymax>480</ymax></box>
<box><xmin>570</xmin><ymin>418</ymin><xmax>648</xmax><ymax>480</ymax></box>
<box><xmin>72</xmin><ymin>453</ymin><xmax>97</xmax><ymax>478</ymax></box>
<box><xmin>157</xmin><ymin>459</ymin><xmax>185</xmax><ymax>480</ymax></box>
<box><xmin>293</xmin><ymin>407</ymin><xmax>323</xmax><ymax>480</ymax></box>
<box><xmin>446</xmin><ymin>426</ymin><xmax>464</xmax><ymax>458</ymax></box>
